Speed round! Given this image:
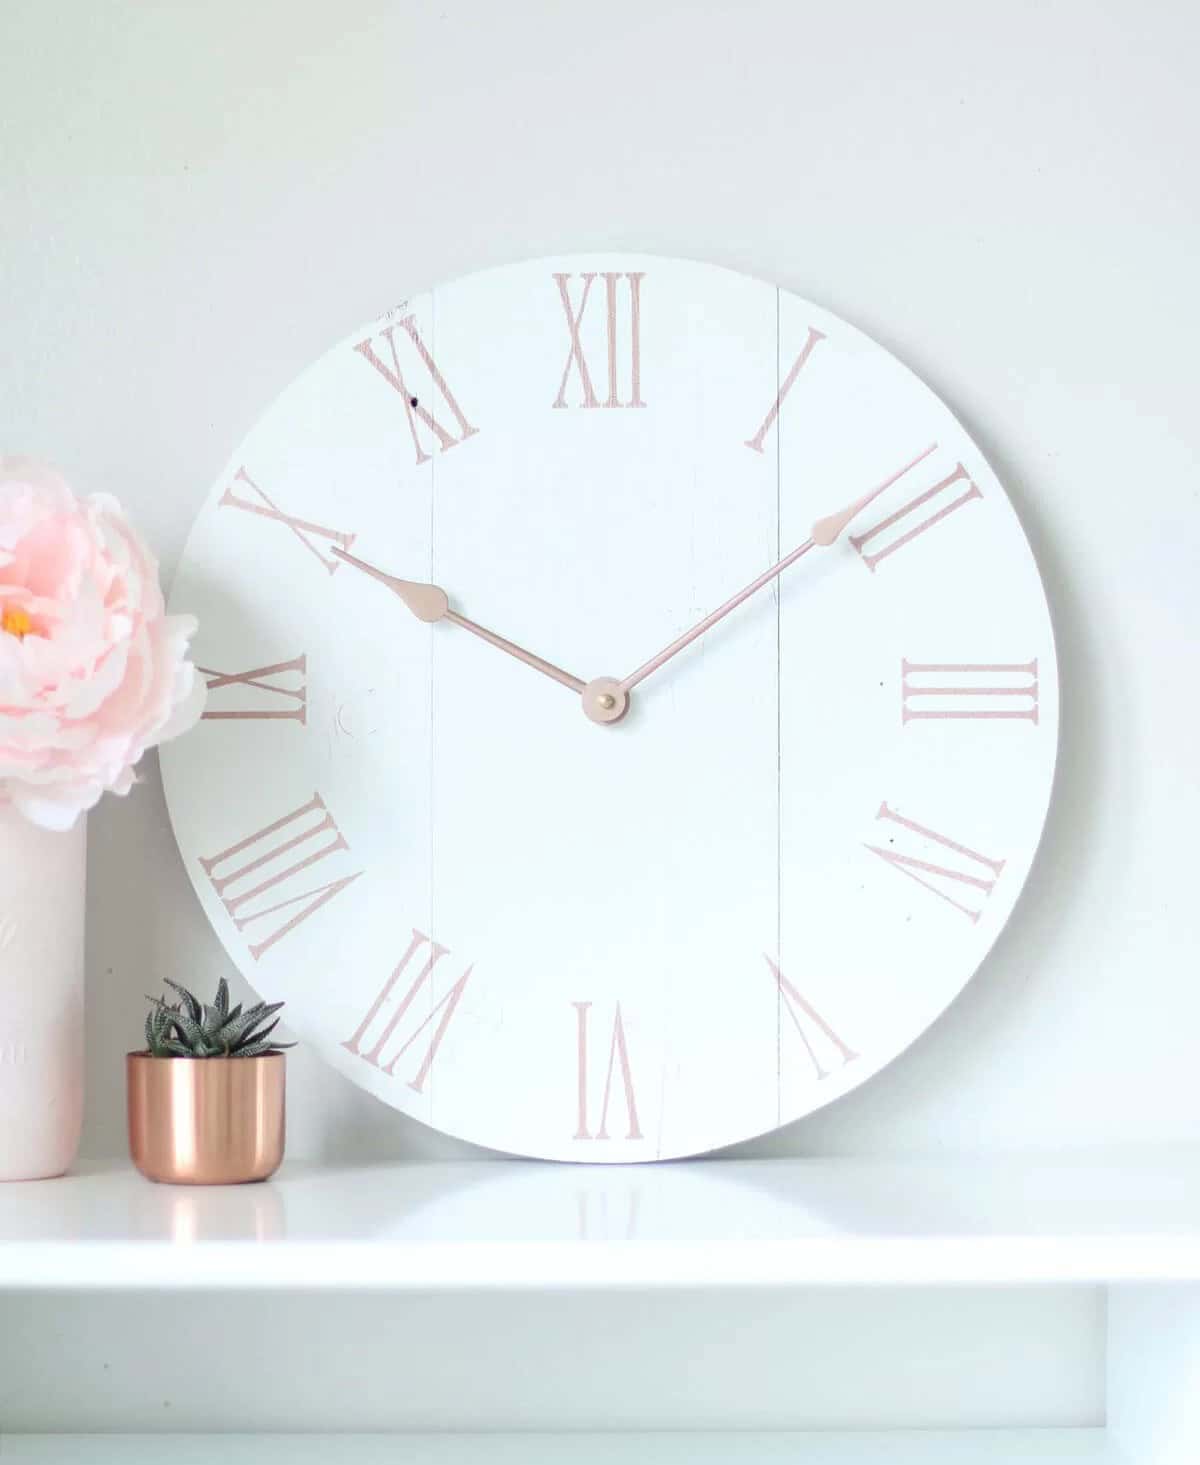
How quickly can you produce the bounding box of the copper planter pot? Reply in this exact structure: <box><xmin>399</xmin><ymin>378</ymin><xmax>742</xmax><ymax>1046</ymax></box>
<box><xmin>127</xmin><ymin>1053</ymin><xmax>285</xmax><ymax>1184</ymax></box>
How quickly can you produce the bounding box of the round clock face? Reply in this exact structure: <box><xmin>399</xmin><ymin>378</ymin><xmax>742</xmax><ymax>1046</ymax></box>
<box><xmin>162</xmin><ymin>254</ymin><xmax>1058</xmax><ymax>1162</ymax></box>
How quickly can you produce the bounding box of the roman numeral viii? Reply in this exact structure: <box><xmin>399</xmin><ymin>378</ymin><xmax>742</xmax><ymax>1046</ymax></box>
<box><xmin>220</xmin><ymin>468</ymin><xmax>356</xmax><ymax>574</ymax></box>
<box><xmin>765</xmin><ymin>956</ymin><xmax>857</xmax><ymax>1080</ymax></box>
<box><xmin>354</xmin><ymin>315</ymin><xmax>478</xmax><ymax>465</ymax></box>
<box><xmin>866</xmin><ymin>802</ymin><xmax>1005</xmax><ymax>924</ymax></box>
<box><xmin>573</xmin><ymin>1001</ymin><xmax>643</xmax><ymax>1141</ymax></box>
<box><xmin>849</xmin><ymin>445</ymin><xmax>981</xmax><ymax>571</ymax></box>
<box><xmin>199</xmin><ymin>793</ymin><xmax>363</xmax><ymax>961</ymax></box>
<box><xmin>200</xmin><ymin>654</ymin><xmax>308</xmax><ymax>724</ymax></box>
<box><xmin>553</xmin><ymin>272</ymin><xmax>645</xmax><ymax>409</ymax></box>
<box><xmin>342</xmin><ymin>929</ymin><xmax>473</xmax><ymax>1094</ymax></box>
<box><xmin>901</xmin><ymin>659</ymin><xmax>1039</xmax><ymax>725</ymax></box>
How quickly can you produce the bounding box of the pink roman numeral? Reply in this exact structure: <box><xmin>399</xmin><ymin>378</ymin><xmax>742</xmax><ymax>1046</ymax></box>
<box><xmin>342</xmin><ymin>928</ymin><xmax>472</xmax><ymax>1093</ymax></box>
<box><xmin>199</xmin><ymin>793</ymin><xmax>363</xmax><ymax>961</ymax></box>
<box><xmin>354</xmin><ymin>316</ymin><xmax>479</xmax><ymax>465</ymax></box>
<box><xmin>200</xmin><ymin>654</ymin><xmax>308</xmax><ymax>724</ymax></box>
<box><xmin>744</xmin><ymin>325</ymin><xmax>825</xmax><ymax>453</ymax></box>
<box><xmin>573</xmin><ymin>1001</ymin><xmax>643</xmax><ymax>1141</ymax></box>
<box><xmin>865</xmin><ymin>802</ymin><xmax>1005</xmax><ymax>923</ymax></box>
<box><xmin>552</xmin><ymin>272</ymin><xmax>646</xmax><ymax>410</ymax></box>
<box><xmin>901</xmin><ymin>659</ymin><xmax>1039</xmax><ymax>725</ymax></box>
<box><xmin>849</xmin><ymin>449</ymin><xmax>981</xmax><ymax>571</ymax></box>
<box><xmin>765</xmin><ymin>956</ymin><xmax>858</xmax><ymax>1080</ymax></box>
<box><xmin>220</xmin><ymin>468</ymin><xmax>356</xmax><ymax>574</ymax></box>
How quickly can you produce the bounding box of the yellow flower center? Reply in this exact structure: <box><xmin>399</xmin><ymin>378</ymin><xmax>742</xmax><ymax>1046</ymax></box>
<box><xmin>2</xmin><ymin>606</ymin><xmax>33</xmax><ymax>639</ymax></box>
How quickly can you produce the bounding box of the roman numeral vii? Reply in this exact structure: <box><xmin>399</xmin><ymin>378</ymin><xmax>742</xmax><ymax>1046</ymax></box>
<box><xmin>342</xmin><ymin>929</ymin><xmax>472</xmax><ymax>1094</ymax></box>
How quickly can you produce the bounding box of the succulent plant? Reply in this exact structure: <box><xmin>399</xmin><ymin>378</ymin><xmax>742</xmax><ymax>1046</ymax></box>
<box><xmin>143</xmin><ymin>977</ymin><xmax>294</xmax><ymax>1059</ymax></box>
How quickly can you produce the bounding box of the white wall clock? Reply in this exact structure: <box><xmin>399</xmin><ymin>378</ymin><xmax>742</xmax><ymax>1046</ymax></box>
<box><xmin>162</xmin><ymin>254</ymin><xmax>1058</xmax><ymax>1162</ymax></box>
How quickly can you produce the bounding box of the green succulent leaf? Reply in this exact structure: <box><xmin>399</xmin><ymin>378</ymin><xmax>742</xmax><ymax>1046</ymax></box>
<box><xmin>162</xmin><ymin>978</ymin><xmax>202</xmax><ymax>1025</ymax></box>
<box><xmin>235</xmin><ymin>1038</ymin><xmax>295</xmax><ymax>1058</ymax></box>
<box><xmin>214</xmin><ymin>977</ymin><xmax>230</xmax><ymax>1020</ymax></box>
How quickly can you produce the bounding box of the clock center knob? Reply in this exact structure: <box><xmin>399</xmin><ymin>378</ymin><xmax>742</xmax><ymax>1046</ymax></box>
<box><xmin>582</xmin><ymin>676</ymin><xmax>629</xmax><ymax>726</ymax></box>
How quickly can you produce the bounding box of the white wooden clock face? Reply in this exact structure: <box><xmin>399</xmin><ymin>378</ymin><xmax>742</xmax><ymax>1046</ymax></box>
<box><xmin>162</xmin><ymin>254</ymin><xmax>1058</xmax><ymax>1162</ymax></box>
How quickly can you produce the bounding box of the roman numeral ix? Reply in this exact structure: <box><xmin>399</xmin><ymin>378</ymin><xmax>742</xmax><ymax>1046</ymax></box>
<box><xmin>342</xmin><ymin>928</ymin><xmax>473</xmax><ymax>1094</ymax></box>
<box><xmin>553</xmin><ymin>272</ymin><xmax>645</xmax><ymax>410</ymax></box>
<box><xmin>200</xmin><ymin>654</ymin><xmax>308</xmax><ymax>724</ymax></box>
<box><xmin>199</xmin><ymin>793</ymin><xmax>363</xmax><ymax>961</ymax></box>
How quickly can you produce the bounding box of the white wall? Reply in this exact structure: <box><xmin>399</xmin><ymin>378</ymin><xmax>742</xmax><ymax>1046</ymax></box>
<box><xmin>2</xmin><ymin>0</ymin><xmax>1197</xmax><ymax>1164</ymax></box>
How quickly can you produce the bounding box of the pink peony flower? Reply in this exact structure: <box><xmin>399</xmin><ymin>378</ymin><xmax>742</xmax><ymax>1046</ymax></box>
<box><xmin>0</xmin><ymin>458</ymin><xmax>205</xmax><ymax>831</ymax></box>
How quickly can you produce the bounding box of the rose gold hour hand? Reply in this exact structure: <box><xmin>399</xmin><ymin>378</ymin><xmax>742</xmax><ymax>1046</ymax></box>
<box><xmin>619</xmin><ymin>444</ymin><xmax>937</xmax><ymax>694</ymax></box>
<box><xmin>331</xmin><ymin>547</ymin><xmax>586</xmax><ymax>695</ymax></box>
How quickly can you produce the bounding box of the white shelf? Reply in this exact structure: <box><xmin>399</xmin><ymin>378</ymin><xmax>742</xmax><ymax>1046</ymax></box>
<box><xmin>0</xmin><ymin>1430</ymin><xmax>1123</xmax><ymax>1464</ymax></box>
<box><xmin>2</xmin><ymin>1149</ymin><xmax>1199</xmax><ymax>1290</ymax></box>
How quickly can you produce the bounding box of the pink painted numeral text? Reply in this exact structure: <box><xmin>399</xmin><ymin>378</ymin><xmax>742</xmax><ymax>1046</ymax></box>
<box><xmin>865</xmin><ymin>802</ymin><xmax>1005</xmax><ymax>923</ymax></box>
<box><xmin>220</xmin><ymin>468</ymin><xmax>355</xmax><ymax>575</ymax></box>
<box><xmin>849</xmin><ymin>447</ymin><xmax>981</xmax><ymax>571</ymax></box>
<box><xmin>902</xmin><ymin>659</ymin><xmax>1039</xmax><ymax>724</ymax></box>
<box><xmin>553</xmin><ymin>272</ymin><xmax>645</xmax><ymax>410</ymax></box>
<box><xmin>342</xmin><ymin>928</ymin><xmax>472</xmax><ymax>1094</ymax></box>
<box><xmin>744</xmin><ymin>325</ymin><xmax>825</xmax><ymax>453</ymax></box>
<box><xmin>200</xmin><ymin>654</ymin><xmax>308</xmax><ymax>724</ymax></box>
<box><xmin>354</xmin><ymin>316</ymin><xmax>479</xmax><ymax>465</ymax></box>
<box><xmin>200</xmin><ymin>793</ymin><xmax>362</xmax><ymax>961</ymax></box>
<box><xmin>765</xmin><ymin>955</ymin><xmax>857</xmax><ymax>1080</ymax></box>
<box><xmin>573</xmin><ymin>1000</ymin><xmax>643</xmax><ymax>1141</ymax></box>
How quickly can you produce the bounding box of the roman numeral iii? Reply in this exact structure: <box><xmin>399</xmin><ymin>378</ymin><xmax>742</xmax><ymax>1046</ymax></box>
<box><xmin>354</xmin><ymin>315</ymin><xmax>479</xmax><ymax>465</ymax></box>
<box><xmin>342</xmin><ymin>929</ymin><xmax>473</xmax><ymax>1094</ymax></box>
<box><xmin>552</xmin><ymin>272</ymin><xmax>646</xmax><ymax>410</ymax></box>
<box><xmin>572</xmin><ymin>1000</ymin><xmax>643</xmax><ymax>1141</ymax></box>
<box><xmin>865</xmin><ymin>802</ymin><xmax>1005</xmax><ymax>923</ymax></box>
<box><xmin>200</xmin><ymin>654</ymin><xmax>308</xmax><ymax>724</ymax></box>
<box><xmin>220</xmin><ymin>467</ymin><xmax>356</xmax><ymax>574</ymax></box>
<box><xmin>199</xmin><ymin>793</ymin><xmax>363</xmax><ymax>961</ymax></box>
<box><xmin>765</xmin><ymin>956</ymin><xmax>857</xmax><ymax>1080</ymax></box>
<box><xmin>901</xmin><ymin>659</ymin><xmax>1039</xmax><ymax>724</ymax></box>
<box><xmin>849</xmin><ymin>446</ymin><xmax>981</xmax><ymax>571</ymax></box>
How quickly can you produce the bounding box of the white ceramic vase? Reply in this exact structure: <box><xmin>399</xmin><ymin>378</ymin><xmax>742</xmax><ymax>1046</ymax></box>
<box><xmin>0</xmin><ymin>807</ymin><xmax>86</xmax><ymax>1180</ymax></box>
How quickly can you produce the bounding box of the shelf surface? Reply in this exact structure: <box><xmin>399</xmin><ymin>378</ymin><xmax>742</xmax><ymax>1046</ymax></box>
<box><xmin>1</xmin><ymin>1150</ymin><xmax>1198</xmax><ymax>1290</ymax></box>
<box><xmin>0</xmin><ymin>1431</ymin><xmax>1122</xmax><ymax>1464</ymax></box>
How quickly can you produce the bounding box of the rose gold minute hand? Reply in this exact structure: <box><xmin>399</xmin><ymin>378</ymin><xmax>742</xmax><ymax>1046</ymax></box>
<box><xmin>331</xmin><ymin>548</ymin><xmax>587</xmax><ymax>695</ymax></box>
<box><xmin>619</xmin><ymin>445</ymin><xmax>937</xmax><ymax>694</ymax></box>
